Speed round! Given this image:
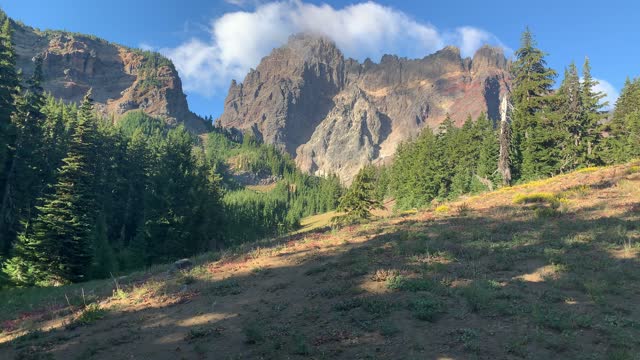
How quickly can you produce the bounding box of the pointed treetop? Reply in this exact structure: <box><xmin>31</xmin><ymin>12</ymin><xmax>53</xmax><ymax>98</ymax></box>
<box><xmin>83</xmin><ymin>88</ymin><xmax>94</xmax><ymax>104</ymax></box>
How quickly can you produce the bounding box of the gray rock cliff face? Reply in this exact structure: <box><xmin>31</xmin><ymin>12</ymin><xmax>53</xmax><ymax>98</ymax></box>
<box><xmin>219</xmin><ymin>34</ymin><xmax>511</xmax><ymax>183</ymax></box>
<box><xmin>11</xmin><ymin>21</ymin><xmax>208</xmax><ymax>133</ymax></box>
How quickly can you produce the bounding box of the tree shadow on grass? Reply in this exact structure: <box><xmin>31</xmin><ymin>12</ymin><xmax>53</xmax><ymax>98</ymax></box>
<box><xmin>2</xmin><ymin>201</ymin><xmax>640</xmax><ymax>360</ymax></box>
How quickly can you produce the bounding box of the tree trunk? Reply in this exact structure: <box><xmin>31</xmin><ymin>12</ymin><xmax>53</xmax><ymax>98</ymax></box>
<box><xmin>0</xmin><ymin>155</ymin><xmax>16</xmax><ymax>254</ymax></box>
<box><xmin>498</xmin><ymin>95</ymin><xmax>512</xmax><ymax>186</ymax></box>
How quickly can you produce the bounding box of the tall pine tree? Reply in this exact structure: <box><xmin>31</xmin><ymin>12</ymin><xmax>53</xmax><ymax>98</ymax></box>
<box><xmin>605</xmin><ymin>78</ymin><xmax>640</xmax><ymax>161</ymax></box>
<box><xmin>6</xmin><ymin>90</ymin><xmax>99</xmax><ymax>285</ymax></box>
<box><xmin>0</xmin><ymin>14</ymin><xmax>18</xmax><ymax>256</ymax></box>
<box><xmin>580</xmin><ymin>57</ymin><xmax>607</xmax><ymax>165</ymax></box>
<box><xmin>0</xmin><ymin>57</ymin><xmax>47</xmax><ymax>255</ymax></box>
<box><xmin>555</xmin><ymin>62</ymin><xmax>583</xmax><ymax>172</ymax></box>
<box><xmin>510</xmin><ymin>28</ymin><xmax>557</xmax><ymax>180</ymax></box>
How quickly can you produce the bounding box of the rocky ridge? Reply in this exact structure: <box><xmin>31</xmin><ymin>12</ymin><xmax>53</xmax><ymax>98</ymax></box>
<box><xmin>219</xmin><ymin>34</ymin><xmax>511</xmax><ymax>182</ymax></box>
<box><xmin>10</xmin><ymin>20</ymin><xmax>208</xmax><ymax>133</ymax></box>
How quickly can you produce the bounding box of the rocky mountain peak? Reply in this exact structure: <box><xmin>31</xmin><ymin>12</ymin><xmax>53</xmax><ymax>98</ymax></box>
<box><xmin>219</xmin><ymin>34</ymin><xmax>511</xmax><ymax>183</ymax></box>
<box><xmin>471</xmin><ymin>45</ymin><xmax>508</xmax><ymax>73</ymax></box>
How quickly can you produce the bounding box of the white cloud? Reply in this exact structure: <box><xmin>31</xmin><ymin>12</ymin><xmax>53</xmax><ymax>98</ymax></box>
<box><xmin>451</xmin><ymin>27</ymin><xmax>512</xmax><ymax>58</ymax></box>
<box><xmin>139</xmin><ymin>42</ymin><xmax>155</xmax><ymax>51</ymax></box>
<box><xmin>161</xmin><ymin>1</ymin><xmax>506</xmax><ymax>97</ymax></box>
<box><xmin>225</xmin><ymin>0</ymin><xmax>247</xmax><ymax>6</ymax></box>
<box><xmin>592</xmin><ymin>78</ymin><xmax>619</xmax><ymax>111</ymax></box>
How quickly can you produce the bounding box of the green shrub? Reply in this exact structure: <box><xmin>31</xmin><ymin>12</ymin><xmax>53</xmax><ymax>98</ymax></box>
<box><xmin>513</xmin><ymin>192</ymin><xmax>559</xmax><ymax>205</ymax></box>
<box><xmin>409</xmin><ymin>297</ymin><xmax>443</xmax><ymax>321</ymax></box>
<box><xmin>387</xmin><ymin>275</ymin><xmax>442</xmax><ymax>293</ymax></box>
<box><xmin>459</xmin><ymin>281</ymin><xmax>497</xmax><ymax>313</ymax></box>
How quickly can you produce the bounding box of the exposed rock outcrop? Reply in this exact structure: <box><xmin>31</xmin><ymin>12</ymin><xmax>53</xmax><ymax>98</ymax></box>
<box><xmin>11</xmin><ymin>21</ymin><xmax>208</xmax><ymax>133</ymax></box>
<box><xmin>219</xmin><ymin>34</ymin><xmax>511</xmax><ymax>183</ymax></box>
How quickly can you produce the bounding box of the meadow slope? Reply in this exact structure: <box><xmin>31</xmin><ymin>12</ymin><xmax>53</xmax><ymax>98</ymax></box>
<box><xmin>1</xmin><ymin>162</ymin><xmax>639</xmax><ymax>360</ymax></box>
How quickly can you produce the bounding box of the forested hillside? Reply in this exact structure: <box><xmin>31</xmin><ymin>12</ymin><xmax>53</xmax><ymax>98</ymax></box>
<box><xmin>0</xmin><ymin>11</ymin><xmax>342</xmax><ymax>287</ymax></box>
<box><xmin>358</xmin><ymin>29</ymin><xmax>640</xmax><ymax>211</ymax></box>
<box><xmin>1</xmin><ymin>11</ymin><xmax>639</xmax><ymax>295</ymax></box>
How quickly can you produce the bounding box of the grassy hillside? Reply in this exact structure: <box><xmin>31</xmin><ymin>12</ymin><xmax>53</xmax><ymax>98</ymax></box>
<box><xmin>1</xmin><ymin>162</ymin><xmax>639</xmax><ymax>359</ymax></box>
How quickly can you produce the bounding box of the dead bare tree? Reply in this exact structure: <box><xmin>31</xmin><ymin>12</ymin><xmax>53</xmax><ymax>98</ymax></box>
<box><xmin>498</xmin><ymin>95</ymin><xmax>513</xmax><ymax>186</ymax></box>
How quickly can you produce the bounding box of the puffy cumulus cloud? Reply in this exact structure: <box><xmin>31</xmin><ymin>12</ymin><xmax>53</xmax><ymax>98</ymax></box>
<box><xmin>450</xmin><ymin>27</ymin><xmax>512</xmax><ymax>58</ymax></box>
<box><xmin>592</xmin><ymin>78</ymin><xmax>619</xmax><ymax>111</ymax></box>
<box><xmin>162</xmin><ymin>1</ymin><xmax>506</xmax><ymax>96</ymax></box>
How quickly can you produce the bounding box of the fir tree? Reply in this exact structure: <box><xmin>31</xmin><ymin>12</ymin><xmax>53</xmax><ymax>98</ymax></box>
<box><xmin>605</xmin><ymin>78</ymin><xmax>640</xmax><ymax>161</ymax></box>
<box><xmin>555</xmin><ymin>62</ymin><xmax>583</xmax><ymax>171</ymax></box>
<box><xmin>0</xmin><ymin>56</ymin><xmax>47</xmax><ymax>255</ymax></box>
<box><xmin>333</xmin><ymin>165</ymin><xmax>382</xmax><ymax>224</ymax></box>
<box><xmin>510</xmin><ymin>28</ymin><xmax>557</xmax><ymax>180</ymax></box>
<box><xmin>90</xmin><ymin>213</ymin><xmax>117</xmax><ymax>279</ymax></box>
<box><xmin>474</xmin><ymin>113</ymin><xmax>500</xmax><ymax>190</ymax></box>
<box><xmin>6</xmin><ymin>91</ymin><xmax>99</xmax><ymax>285</ymax></box>
<box><xmin>0</xmin><ymin>15</ymin><xmax>18</xmax><ymax>255</ymax></box>
<box><xmin>580</xmin><ymin>57</ymin><xmax>607</xmax><ymax>164</ymax></box>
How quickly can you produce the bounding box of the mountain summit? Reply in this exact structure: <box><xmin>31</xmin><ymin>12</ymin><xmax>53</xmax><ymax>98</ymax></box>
<box><xmin>219</xmin><ymin>34</ymin><xmax>510</xmax><ymax>182</ymax></box>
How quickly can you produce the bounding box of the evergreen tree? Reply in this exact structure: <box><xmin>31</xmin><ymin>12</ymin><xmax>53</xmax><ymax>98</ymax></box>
<box><xmin>6</xmin><ymin>91</ymin><xmax>99</xmax><ymax>285</ymax></box>
<box><xmin>474</xmin><ymin>113</ymin><xmax>501</xmax><ymax>190</ymax></box>
<box><xmin>333</xmin><ymin>165</ymin><xmax>382</xmax><ymax>224</ymax></box>
<box><xmin>0</xmin><ymin>15</ymin><xmax>18</xmax><ymax>255</ymax></box>
<box><xmin>510</xmin><ymin>28</ymin><xmax>557</xmax><ymax>180</ymax></box>
<box><xmin>90</xmin><ymin>213</ymin><xmax>117</xmax><ymax>279</ymax></box>
<box><xmin>555</xmin><ymin>62</ymin><xmax>583</xmax><ymax>171</ymax></box>
<box><xmin>604</xmin><ymin>78</ymin><xmax>640</xmax><ymax>161</ymax></box>
<box><xmin>390</xmin><ymin>128</ymin><xmax>442</xmax><ymax>209</ymax></box>
<box><xmin>580</xmin><ymin>57</ymin><xmax>607</xmax><ymax>164</ymax></box>
<box><xmin>0</xmin><ymin>57</ymin><xmax>47</xmax><ymax>255</ymax></box>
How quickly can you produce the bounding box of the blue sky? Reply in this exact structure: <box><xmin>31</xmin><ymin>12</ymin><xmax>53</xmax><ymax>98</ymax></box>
<box><xmin>1</xmin><ymin>0</ymin><xmax>636</xmax><ymax>118</ymax></box>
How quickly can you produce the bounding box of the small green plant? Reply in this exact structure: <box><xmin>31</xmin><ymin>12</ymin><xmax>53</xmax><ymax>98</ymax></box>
<box><xmin>435</xmin><ymin>205</ymin><xmax>450</xmax><ymax>214</ymax></box>
<box><xmin>459</xmin><ymin>281</ymin><xmax>496</xmax><ymax>313</ymax></box>
<box><xmin>76</xmin><ymin>303</ymin><xmax>107</xmax><ymax>326</ymax></box>
<box><xmin>626</xmin><ymin>165</ymin><xmax>640</xmax><ymax>174</ymax></box>
<box><xmin>185</xmin><ymin>326</ymin><xmax>223</xmax><ymax>342</ymax></box>
<box><xmin>387</xmin><ymin>275</ymin><xmax>442</xmax><ymax>293</ymax></box>
<box><xmin>513</xmin><ymin>192</ymin><xmax>559</xmax><ymax>205</ymax></box>
<box><xmin>334</xmin><ymin>298</ymin><xmax>363</xmax><ymax>312</ymax></box>
<box><xmin>576</xmin><ymin>166</ymin><xmax>599</xmax><ymax>173</ymax></box>
<box><xmin>317</xmin><ymin>286</ymin><xmax>347</xmax><ymax>299</ymax></box>
<box><xmin>531</xmin><ymin>305</ymin><xmax>575</xmax><ymax>331</ymax></box>
<box><xmin>535</xmin><ymin>206</ymin><xmax>561</xmax><ymax>218</ymax></box>
<box><xmin>181</xmin><ymin>274</ymin><xmax>197</xmax><ymax>285</ymax></box>
<box><xmin>207</xmin><ymin>279</ymin><xmax>242</xmax><ymax>296</ymax></box>
<box><xmin>361</xmin><ymin>298</ymin><xmax>393</xmax><ymax>317</ymax></box>
<box><xmin>560</xmin><ymin>184</ymin><xmax>590</xmax><ymax>198</ymax></box>
<box><xmin>251</xmin><ymin>266</ymin><xmax>269</xmax><ymax>275</ymax></box>
<box><xmin>333</xmin><ymin>297</ymin><xmax>392</xmax><ymax>317</ymax></box>
<box><xmin>409</xmin><ymin>296</ymin><xmax>443</xmax><ymax>321</ymax></box>
<box><xmin>112</xmin><ymin>288</ymin><xmax>128</xmax><ymax>300</ymax></box>
<box><xmin>455</xmin><ymin>328</ymin><xmax>480</xmax><ymax>352</ymax></box>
